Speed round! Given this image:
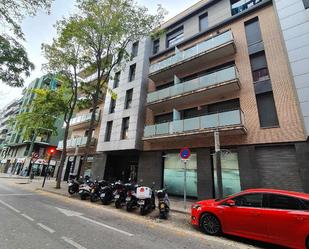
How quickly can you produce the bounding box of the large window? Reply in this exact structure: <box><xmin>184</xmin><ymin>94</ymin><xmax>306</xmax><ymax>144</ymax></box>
<box><xmin>131</xmin><ymin>41</ymin><xmax>139</xmax><ymax>58</ymax></box>
<box><xmin>124</xmin><ymin>89</ymin><xmax>133</xmax><ymax>109</ymax></box>
<box><xmin>199</xmin><ymin>13</ymin><xmax>208</xmax><ymax>32</ymax></box>
<box><xmin>213</xmin><ymin>152</ymin><xmax>241</xmax><ymax>197</ymax></box>
<box><xmin>166</xmin><ymin>26</ymin><xmax>184</xmax><ymax>48</ymax></box>
<box><xmin>129</xmin><ymin>64</ymin><xmax>136</xmax><ymax>82</ymax></box>
<box><xmin>109</xmin><ymin>98</ymin><xmax>116</xmax><ymax>114</ymax></box>
<box><xmin>104</xmin><ymin>121</ymin><xmax>113</xmax><ymax>142</ymax></box>
<box><xmin>153</xmin><ymin>39</ymin><xmax>160</xmax><ymax>55</ymax></box>
<box><xmin>163</xmin><ymin>152</ymin><xmax>197</xmax><ymax>197</ymax></box>
<box><xmin>231</xmin><ymin>0</ymin><xmax>262</xmax><ymax>15</ymax></box>
<box><xmin>113</xmin><ymin>72</ymin><xmax>120</xmax><ymax>88</ymax></box>
<box><xmin>121</xmin><ymin>117</ymin><xmax>130</xmax><ymax>140</ymax></box>
<box><xmin>256</xmin><ymin>92</ymin><xmax>279</xmax><ymax>128</ymax></box>
<box><xmin>245</xmin><ymin>17</ymin><xmax>262</xmax><ymax>46</ymax></box>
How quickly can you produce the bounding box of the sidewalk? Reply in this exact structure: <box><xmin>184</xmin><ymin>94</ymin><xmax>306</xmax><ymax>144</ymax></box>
<box><xmin>2</xmin><ymin>175</ymin><xmax>194</xmax><ymax>214</ymax></box>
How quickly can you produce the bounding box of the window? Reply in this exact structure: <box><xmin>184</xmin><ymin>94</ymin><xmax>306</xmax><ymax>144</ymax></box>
<box><xmin>153</xmin><ymin>39</ymin><xmax>160</xmax><ymax>54</ymax></box>
<box><xmin>252</xmin><ymin>68</ymin><xmax>269</xmax><ymax>82</ymax></box>
<box><xmin>131</xmin><ymin>41</ymin><xmax>139</xmax><ymax>58</ymax></box>
<box><xmin>233</xmin><ymin>193</ymin><xmax>263</xmax><ymax>207</ymax></box>
<box><xmin>84</xmin><ymin>129</ymin><xmax>95</xmax><ymax>137</ymax></box>
<box><xmin>231</xmin><ymin>0</ymin><xmax>262</xmax><ymax>15</ymax></box>
<box><xmin>266</xmin><ymin>194</ymin><xmax>302</xmax><ymax>210</ymax></box>
<box><xmin>113</xmin><ymin>72</ymin><xmax>120</xmax><ymax>88</ymax></box>
<box><xmin>104</xmin><ymin>121</ymin><xmax>113</xmax><ymax>142</ymax></box>
<box><xmin>166</xmin><ymin>26</ymin><xmax>184</xmax><ymax>48</ymax></box>
<box><xmin>302</xmin><ymin>200</ymin><xmax>309</xmax><ymax>210</ymax></box>
<box><xmin>199</xmin><ymin>13</ymin><xmax>208</xmax><ymax>32</ymax></box>
<box><xmin>245</xmin><ymin>17</ymin><xmax>262</xmax><ymax>46</ymax></box>
<box><xmin>256</xmin><ymin>92</ymin><xmax>279</xmax><ymax>128</ymax></box>
<box><xmin>124</xmin><ymin>89</ymin><xmax>133</xmax><ymax>109</ymax></box>
<box><xmin>303</xmin><ymin>0</ymin><xmax>309</xmax><ymax>9</ymax></box>
<box><xmin>129</xmin><ymin>64</ymin><xmax>136</xmax><ymax>82</ymax></box>
<box><xmin>121</xmin><ymin>117</ymin><xmax>130</xmax><ymax>140</ymax></box>
<box><xmin>109</xmin><ymin>98</ymin><xmax>116</xmax><ymax>113</ymax></box>
<box><xmin>154</xmin><ymin>112</ymin><xmax>173</xmax><ymax>124</ymax></box>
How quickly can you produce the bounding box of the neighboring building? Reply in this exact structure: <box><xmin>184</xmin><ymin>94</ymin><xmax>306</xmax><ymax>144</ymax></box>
<box><xmin>138</xmin><ymin>0</ymin><xmax>309</xmax><ymax>199</ymax></box>
<box><xmin>94</xmin><ymin>38</ymin><xmax>152</xmax><ymax>182</ymax></box>
<box><xmin>56</xmin><ymin>70</ymin><xmax>105</xmax><ymax>181</ymax></box>
<box><xmin>0</xmin><ymin>75</ymin><xmax>63</xmax><ymax>176</ymax></box>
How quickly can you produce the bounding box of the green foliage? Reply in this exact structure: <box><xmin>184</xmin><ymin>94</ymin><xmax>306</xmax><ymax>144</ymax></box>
<box><xmin>0</xmin><ymin>0</ymin><xmax>53</xmax><ymax>87</ymax></box>
<box><xmin>14</xmin><ymin>87</ymin><xmax>66</xmax><ymax>141</ymax></box>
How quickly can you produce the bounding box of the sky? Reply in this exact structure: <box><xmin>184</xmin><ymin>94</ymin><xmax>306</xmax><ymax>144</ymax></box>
<box><xmin>0</xmin><ymin>0</ymin><xmax>201</xmax><ymax>109</ymax></box>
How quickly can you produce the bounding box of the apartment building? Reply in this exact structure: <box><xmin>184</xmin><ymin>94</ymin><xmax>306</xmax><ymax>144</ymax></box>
<box><xmin>94</xmin><ymin>38</ymin><xmax>152</xmax><ymax>182</ymax></box>
<box><xmin>56</xmin><ymin>70</ymin><xmax>105</xmax><ymax>180</ymax></box>
<box><xmin>138</xmin><ymin>0</ymin><xmax>309</xmax><ymax>199</ymax></box>
<box><xmin>0</xmin><ymin>75</ymin><xmax>63</xmax><ymax>176</ymax></box>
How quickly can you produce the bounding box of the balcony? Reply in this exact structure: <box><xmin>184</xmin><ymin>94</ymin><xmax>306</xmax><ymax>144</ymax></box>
<box><xmin>57</xmin><ymin>137</ymin><xmax>97</xmax><ymax>150</ymax></box>
<box><xmin>149</xmin><ymin>30</ymin><xmax>236</xmax><ymax>83</ymax></box>
<box><xmin>143</xmin><ymin>109</ymin><xmax>246</xmax><ymax>140</ymax></box>
<box><xmin>231</xmin><ymin>0</ymin><xmax>263</xmax><ymax>16</ymax></box>
<box><xmin>66</xmin><ymin>112</ymin><xmax>100</xmax><ymax>129</ymax></box>
<box><xmin>147</xmin><ymin>66</ymin><xmax>240</xmax><ymax>111</ymax></box>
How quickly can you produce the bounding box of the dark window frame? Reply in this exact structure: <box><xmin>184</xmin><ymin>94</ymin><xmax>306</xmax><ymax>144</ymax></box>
<box><xmin>129</xmin><ymin>64</ymin><xmax>136</xmax><ymax>82</ymax></box>
<box><xmin>104</xmin><ymin>121</ymin><xmax>113</xmax><ymax>142</ymax></box>
<box><xmin>264</xmin><ymin>194</ymin><xmax>303</xmax><ymax>210</ymax></box>
<box><xmin>109</xmin><ymin>98</ymin><xmax>116</xmax><ymax>114</ymax></box>
<box><xmin>199</xmin><ymin>12</ymin><xmax>209</xmax><ymax>32</ymax></box>
<box><xmin>121</xmin><ymin>117</ymin><xmax>130</xmax><ymax>140</ymax></box>
<box><xmin>245</xmin><ymin>17</ymin><xmax>263</xmax><ymax>47</ymax></box>
<box><xmin>124</xmin><ymin>88</ymin><xmax>133</xmax><ymax>109</ymax></box>
<box><xmin>131</xmin><ymin>41</ymin><xmax>139</xmax><ymax>58</ymax></box>
<box><xmin>153</xmin><ymin>39</ymin><xmax>160</xmax><ymax>55</ymax></box>
<box><xmin>231</xmin><ymin>193</ymin><xmax>264</xmax><ymax>208</ymax></box>
<box><xmin>256</xmin><ymin>91</ymin><xmax>279</xmax><ymax>128</ymax></box>
<box><xmin>113</xmin><ymin>71</ymin><xmax>120</xmax><ymax>88</ymax></box>
<box><xmin>166</xmin><ymin>26</ymin><xmax>184</xmax><ymax>48</ymax></box>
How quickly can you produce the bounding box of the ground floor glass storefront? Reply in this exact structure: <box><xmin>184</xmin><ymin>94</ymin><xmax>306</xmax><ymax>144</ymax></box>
<box><xmin>163</xmin><ymin>152</ymin><xmax>197</xmax><ymax>198</ymax></box>
<box><xmin>213</xmin><ymin>152</ymin><xmax>241</xmax><ymax>197</ymax></box>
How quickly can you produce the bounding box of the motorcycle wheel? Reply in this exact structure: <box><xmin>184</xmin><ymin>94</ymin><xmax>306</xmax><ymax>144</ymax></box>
<box><xmin>140</xmin><ymin>206</ymin><xmax>147</xmax><ymax>216</ymax></box>
<box><xmin>90</xmin><ymin>194</ymin><xmax>98</xmax><ymax>202</ymax></box>
<box><xmin>68</xmin><ymin>187</ymin><xmax>75</xmax><ymax>195</ymax></box>
<box><xmin>115</xmin><ymin>199</ymin><xmax>121</xmax><ymax>209</ymax></box>
<box><xmin>159</xmin><ymin>211</ymin><xmax>167</xmax><ymax>220</ymax></box>
<box><xmin>101</xmin><ymin>198</ymin><xmax>109</xmax><ymax>205</ymax></box>
<box><xmin>126</xmin><ymin>203</ymin><xmax>133</xmax><ymax>212</ymax></box>
<box><xmin>80</xmin><ymin>195</ymin><xmax>87</xmax><ymax>200</ymax></box>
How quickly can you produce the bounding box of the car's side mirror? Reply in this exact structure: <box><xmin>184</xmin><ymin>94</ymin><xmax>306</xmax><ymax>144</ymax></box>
<box><xmin>226</xmin><ymin>199</ymin><xmax>236</xmax><ymax>206</ymax></box>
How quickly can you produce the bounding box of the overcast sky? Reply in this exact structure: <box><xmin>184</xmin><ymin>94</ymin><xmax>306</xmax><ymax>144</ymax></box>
<box><xmin>0</xmin><ymin>0</ymin><xmax>201</xmax><ymax>109</ymax></box>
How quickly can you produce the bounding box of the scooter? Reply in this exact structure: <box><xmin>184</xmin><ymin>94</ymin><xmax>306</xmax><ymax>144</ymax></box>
<box><xmin>114</xmin><ymin>181</ymin><xmax>126</xmax><ymax>209</ymax></box>
<box><xmin>78</xmin><ymin>178</ymin><xmax>93</xmax><ymax>200</ymax></box>
<box><xmin>125</xmin><ymin>182</ymin><xmax>139</xmax><ymax>212</ymax></box>
<box><xmin>90</xmin><ymin>180</ymin><xmax>108</xmax><ymax>202</ymax></box>
<box><xmin>68</xmin><ymin>175</ymin><xmax>83</xmax><ymax>195</ymax></box>
<box><xmin>156</xmin><ymin>188</ymin><xmax>170</xmax><ymax>219</ymax></box>
<box><xmin>100</xmin><ymin>182</ymin><xmax>115</xmax><ymax>205</ymax></box>
<box><xmin>136</xmin><ymin>186</ymin><xmax>156</xmax><ymax>215</ymax></box>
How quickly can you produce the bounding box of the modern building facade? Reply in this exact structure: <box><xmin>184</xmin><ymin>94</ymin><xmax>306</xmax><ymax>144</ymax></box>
<box><xmin>0</xmin><ymin>75</ymin><xmax>62</xmax><ymax>176</ymax></box>
<box><xmin>57</xmin><ymin>70</ymin><xmax>105</xmax><ymax>181</ymax></box>
<box><xmin>138</xmin><ymin>0</ymin><xmax>309</xmax><ymax>199</ymax></box>
<box><xmin>94</xmin><ymin>38</ymin><xmax>152</xmax><ymax>182</ymax></box>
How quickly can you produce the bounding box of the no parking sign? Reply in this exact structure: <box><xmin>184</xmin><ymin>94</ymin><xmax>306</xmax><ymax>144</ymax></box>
<box><xmin>180</xmin><ymin>147</ymin><xmax>191</xmax><ymax>160</ymax></box>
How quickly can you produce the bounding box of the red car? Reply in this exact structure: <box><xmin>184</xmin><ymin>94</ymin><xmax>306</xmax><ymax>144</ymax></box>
<box><xmin>191</xmin><ymin>189</ymin><xmax>309</xmax><ymax>249</ymax></box>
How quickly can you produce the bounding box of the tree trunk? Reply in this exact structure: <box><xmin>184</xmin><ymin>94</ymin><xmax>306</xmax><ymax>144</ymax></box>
<box><xmin>56</xmin><ymin>122</ymin><xmax>69</xmax><ymax>189</ymax></box>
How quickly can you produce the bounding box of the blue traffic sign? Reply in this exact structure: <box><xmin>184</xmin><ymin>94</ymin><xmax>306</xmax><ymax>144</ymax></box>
<box><xmin>180</xmin><ymin>147</ymin><xmax>191</xmax><ymax>159</ymax></box>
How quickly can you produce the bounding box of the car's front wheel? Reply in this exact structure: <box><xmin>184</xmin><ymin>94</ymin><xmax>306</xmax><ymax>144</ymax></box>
<box><xmin>200</xmin><ymin>213</ymin><xmax>221</xmax><ymax>236</ymax></box>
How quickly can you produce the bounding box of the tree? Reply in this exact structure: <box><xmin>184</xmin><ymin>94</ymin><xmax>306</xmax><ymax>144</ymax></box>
<box><xmin>42</xmin><ymin>18</ymin><xmax>85</xmax><ymax>189</ymax></box>
<box><xmin>63</xmin><ymin>0</ymin><xmax>165</xmax><ymax>177</ymax></box>
<box><xmin>0</xmin><ymin>0</ymin><xmax>53</xmax><ymax>86</ymax></box>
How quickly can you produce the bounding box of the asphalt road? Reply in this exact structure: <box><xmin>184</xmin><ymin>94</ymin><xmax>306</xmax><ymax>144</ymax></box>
<box><xmin>0</xmin><ymin>179</ymin><xmax>277</xmax><ymax>249</ymax></box>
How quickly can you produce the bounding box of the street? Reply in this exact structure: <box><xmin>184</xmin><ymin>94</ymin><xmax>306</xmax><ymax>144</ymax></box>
<box><xmin>0</xmin><ymin>178</ymin><xmax>272</xmax><ymax>249</ymax></box>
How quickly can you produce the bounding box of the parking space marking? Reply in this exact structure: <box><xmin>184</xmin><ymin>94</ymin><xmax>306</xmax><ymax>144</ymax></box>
<box><xmin>21</xmin><ymin>213</ymin><xmax>34</xmax><ymax>221</ymax></box>
<box><xmin>37</xmin><ymin>223</ymin><xmax>55</xmax><ymax>234</ymax></box>
<box><xmin>61</xmin><ymin>237</ymin><xmax>87</xmax><ymax>249</ymax></box>
<box><xmin>0</xmin><ymin>199</ymin><xmax>20</xmax><ymax>213</ymax></box>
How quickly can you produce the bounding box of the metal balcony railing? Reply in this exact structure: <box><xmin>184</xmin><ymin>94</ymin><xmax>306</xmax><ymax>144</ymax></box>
<box><xmin>69</xmin><ymin>112</ymin><xmax>100</xmax><ymax>127</ymax></box>
<box><xmin>144</xmin><ymin>109</ymin><xmax>245</xmax><ymax>138</ymax></box>
<box><xmin>149</xmin><ymin>30</ymin><xmax>234</xmax><ymax>74</ymax></box>
<box><xmin>57</xmin><ymin>137</ymin><xmax>97</xmax><ymax>150</ymax></box>
<box><xmin>147</xmin><ymin>66</ymin><xmax>239</xmax><ymax>103</ymax></box>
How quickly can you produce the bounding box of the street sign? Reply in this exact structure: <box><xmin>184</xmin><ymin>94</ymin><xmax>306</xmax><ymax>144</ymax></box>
<box><xmin>180</xmin><ymin>147</ymin><xmax>191</xmax><ymax>160</ymax></box>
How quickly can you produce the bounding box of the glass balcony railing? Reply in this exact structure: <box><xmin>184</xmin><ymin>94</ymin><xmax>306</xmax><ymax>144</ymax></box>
<box><xmin>231</xmin><ymin>0</ymin><xmax>262</xmax><ymax>16</ymax></box>
<box><xmin>147</xmin><ymin>66</ymin><xmax>238</xmax><ymax>103</ymax></box>
<box><xmin>57</xmin><ymin>137</ymin><xmax>97</xmax><ymax>150</ymax></box>
<box><xmin>149</xmin><ymin>30</ymin><xmax>234</xmax><ymax>74</ymax></box>
<box><xmin>144</xmin><ymin>109</ymin><xmax>244</xmax><ymax>138</ymax></box>
<box><xmin>69</xmin><ymin>112</ymin><xmax>100</xmax><ymax>126</ymax></box>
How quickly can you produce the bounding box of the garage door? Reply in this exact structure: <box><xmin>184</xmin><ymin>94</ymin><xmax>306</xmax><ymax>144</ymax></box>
<box><xmin>255</xmin><ymin>146</ymin><xmax>303</xmax><ymax>192</ymax></box>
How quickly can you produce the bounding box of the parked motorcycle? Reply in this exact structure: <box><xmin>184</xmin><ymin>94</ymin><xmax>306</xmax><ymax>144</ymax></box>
<box><xmin>136</xmin><ymin>186</ymin><xmax>155</xmax><ymax>215</ymax></box>
<box><xmin>90</xmin><ymin>180</ymin><xmax>108</xmax><ymax>202</ymax></box>
<box><xmin>156</xmin><ymin>188</ymin><xmax>170</xmax><ymax>219</ymax></box>
<box><xmin>114</xmin><ymin>181</ymin><xmax>126</xmax><ymax>209</ymax></box>
<box><xmin>78</xmin><ymin>178</ymin><xmax>93</xmax><ymax>200</ymax></box>
<box><xmin>125</xmin><ymin>182</ymin><xmax>139</xmax><ymax>212</ymax></box>
<box><xmin>100</xmin><ymin>182</ymin><xmax>115</xmax><ymax>205</ymax></box>
<box><xmin>68</xmin><ymin>175</ymin><xmax>84</xmax><ymax>195</ymax></box>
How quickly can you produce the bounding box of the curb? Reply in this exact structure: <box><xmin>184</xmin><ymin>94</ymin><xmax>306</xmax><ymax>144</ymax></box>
<box><xmin>37</xmin><ymin>188</ymin><xmax>190</xmax><ymax>214</ymax></box>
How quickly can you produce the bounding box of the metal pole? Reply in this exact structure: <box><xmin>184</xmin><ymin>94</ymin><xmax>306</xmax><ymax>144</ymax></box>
<box><xmin>183</xmin><ymin>160</ymin><xmax>187</xmax><ymax>210</ymax></box>
<box><xmin>28</xmin><ymin>133</ymin><xmax>37</xmax><ymax>180</ymax></box>
<box><xmin>42</xmin><ymin>155</ymin><xmax>52</xmax><ymax>188</ymax></box>
<box><xmin>214</xmin><ymin>130</ymin><xmax>223</xmax><ymax>199</ymax></box>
